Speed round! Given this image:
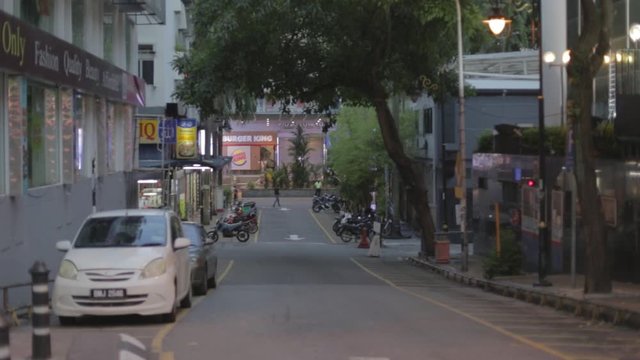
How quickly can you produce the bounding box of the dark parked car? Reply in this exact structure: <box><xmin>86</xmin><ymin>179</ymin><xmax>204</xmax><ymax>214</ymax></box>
<box><xmin>182</xmin><ymin>222</ymin><xmax>218</xmax><ymax>295</ymax></box>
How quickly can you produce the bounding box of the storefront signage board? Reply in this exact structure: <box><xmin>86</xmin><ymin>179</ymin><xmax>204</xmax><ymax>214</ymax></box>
<box><xmin>0</xmin><ymin>10</ymin><xmax>145</xmax><ymax>105</ymax></box>
<box><xmin>176</xmin><ymin>118</ymin><xmax>197</xmax><ymax>159</ymax></box>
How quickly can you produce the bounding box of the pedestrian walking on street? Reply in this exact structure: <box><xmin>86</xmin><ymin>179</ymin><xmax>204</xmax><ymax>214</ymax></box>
<box><xmin>273</xmin><ymin>186</ymin><xmax>281</xmax><ymax>207</ymax></box>
<box><xmin>314</xmin><ymin>179</ymin><xmax>322</xmax><ymax>197</ymax></box>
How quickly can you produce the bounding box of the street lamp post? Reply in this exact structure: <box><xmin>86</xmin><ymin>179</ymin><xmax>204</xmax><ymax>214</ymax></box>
<box><xmin>485</xmin><ymin>0</ymin><xmax>551</xmax><ymax>286</ymax></box>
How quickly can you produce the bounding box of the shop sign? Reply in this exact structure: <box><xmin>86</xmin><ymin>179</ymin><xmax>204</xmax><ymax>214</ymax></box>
<box><xmin>138</xmin><ymin>119</ymin><xmax>159</xmax><ymax>144</ymax></box>
<box><xmin>0</xmin><ymin>10</ymin><xmax>144</xmax><ymax>106</ymax></box>
<box><xmin>159</xmin><ymin>119</ymin><xmax>176</xmax><ymax>144</ymax></box>
<box><xmin>222</xmin><ymin>131</ymin><xmax>277</xmax><ymax>145</ymax></box>
<box><xmin>176</xmin><ymin>118</ymin><xmax>197</xmax><ymax>159</ymax></box>
<box><xmin>227</xmin><ymin>146</ymin><xmax>251</xmax><ymax>170</ymax></box>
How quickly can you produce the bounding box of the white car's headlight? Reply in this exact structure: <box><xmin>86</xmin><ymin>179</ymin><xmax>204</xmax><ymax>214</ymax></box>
<box><xmin>141</xmin><ymin>258</ymin><xmax>167</xmax><ymax>278</ymax></box>
<box><xmin>58</xmin><ymin>260</ymin><xmax>78</xmax><ymax>280</ymax></box>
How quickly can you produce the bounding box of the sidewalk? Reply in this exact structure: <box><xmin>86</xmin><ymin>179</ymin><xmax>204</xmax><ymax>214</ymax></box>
<box><xmin>408</xmin><ymin>254</ymin><xmax>640</xmax><ymax>329</ymax></box>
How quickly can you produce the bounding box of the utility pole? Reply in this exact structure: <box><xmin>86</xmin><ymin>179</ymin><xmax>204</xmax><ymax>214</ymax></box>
<box><xmin>455</xmin><ymin>0</ymin><xmax>468</xmax><ymax>272</ymax></box>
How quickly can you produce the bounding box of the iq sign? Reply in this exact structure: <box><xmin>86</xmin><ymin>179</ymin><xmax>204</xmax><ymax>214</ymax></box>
<box><xmin>138</xmin><ymin>119</ymin><xmax>159</xmax><ymax>144</ymax></box>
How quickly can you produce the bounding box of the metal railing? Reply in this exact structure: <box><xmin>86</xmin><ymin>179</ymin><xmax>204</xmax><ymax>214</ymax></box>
<box><xmin>1</xmin><ymin>279</ymin><xmax>53</xmax><ymax>326</ymax></box>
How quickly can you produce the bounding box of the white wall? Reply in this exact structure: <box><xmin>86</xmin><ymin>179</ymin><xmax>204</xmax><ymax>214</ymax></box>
<box><xmin>137</xmin><ymin>0</ymin><xmax>187</xmax><ymax>108</ymax></box>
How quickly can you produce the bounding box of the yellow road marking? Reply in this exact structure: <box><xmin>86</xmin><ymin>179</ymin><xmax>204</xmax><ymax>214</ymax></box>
<box><xmin>152</xmin><ymin>260</ymin><xmax>235</xmax><ymax>355</ymax></box>
<box><xmin>160</xmin><ymin>352</ymin><xmax>174</xmax><ymax>360</ymax></box>
<box><xmin>350</xmin><ymin>258</ymin><xmax>575</xmax><ymax>360</ymax></box>
<box><xmin>309</xmin><ymin>209</ymin><xmax>337</xmax><ymax>244</ymax></box>
<box><xmin>254</xmin><ymin>209</ymin><xmax>262</xmax><ymax>243</ymax></box>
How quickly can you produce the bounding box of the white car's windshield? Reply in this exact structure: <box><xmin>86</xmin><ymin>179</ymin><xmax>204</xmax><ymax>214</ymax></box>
<box><xmin>74</xmin><ymin>215</ymin><xmax>166</xmax><ymax>248</ymax></box>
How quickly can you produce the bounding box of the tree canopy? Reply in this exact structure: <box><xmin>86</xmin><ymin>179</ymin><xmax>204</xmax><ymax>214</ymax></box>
<box><xmin>174</xmin><ymin>0</ymin><xmax>484</xmax><ymax>116</ymax></box>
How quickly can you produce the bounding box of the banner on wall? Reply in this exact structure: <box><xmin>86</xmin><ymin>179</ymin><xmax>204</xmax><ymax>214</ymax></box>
<box><xmin>227</xmin><ymin>146</ymin><xmax>251</xmax><ymax>170</ymax></box>
<box><xmin>176</xmin><ymin>118</ymin><xmax>198</xmax><ymax>159</ymax></box>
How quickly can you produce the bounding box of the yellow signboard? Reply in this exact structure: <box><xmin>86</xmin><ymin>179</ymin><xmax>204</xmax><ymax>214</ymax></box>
<box><xmin>176</xmin><ymin>119</ymin><xmax>197</xmax><ymax>159</ymax></box>
<box><xmin>138</xmin><ymin>119</ymin><xmax>159</xmax><ymax>144</ymax></box>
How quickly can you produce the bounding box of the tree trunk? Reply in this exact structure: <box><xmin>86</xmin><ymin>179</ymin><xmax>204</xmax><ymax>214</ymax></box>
<box><xmin>564</xmin><ymin>0</ymin><xmax>613</xmax><ymax>294</ymax></box>
<box><xmin>570</xmin><ymin>76</ymin><xmax>611</xmax><ymax>294</ymax></box>
<box><xmin>371</xmin><ymin>90</ymin><xmax>436</xmax><ymax>257</ymax></box>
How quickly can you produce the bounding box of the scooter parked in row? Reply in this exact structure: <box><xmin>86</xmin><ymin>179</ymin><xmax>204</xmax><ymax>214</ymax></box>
<box><xmin>207</xmin><ymin>217</ymin><xmax>251</xmax><ymax>243</ymax></box>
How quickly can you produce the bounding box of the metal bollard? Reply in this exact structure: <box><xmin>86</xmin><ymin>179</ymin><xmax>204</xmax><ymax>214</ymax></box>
<box><xmin>29</xmin><ymin>261</ymin><xmax>50</xmax><ymax>360</ymax></box>
<box><xmin>0</xmin><ymin>313</ymin><xmax>10</xmax><ymax>360</ymax></box>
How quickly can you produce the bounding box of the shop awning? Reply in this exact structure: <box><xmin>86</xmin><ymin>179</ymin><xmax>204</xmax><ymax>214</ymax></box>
<box><xmin>139</xmin><ymin>156</ymin><xmax>233</xmax><ymax>170</ymax></box>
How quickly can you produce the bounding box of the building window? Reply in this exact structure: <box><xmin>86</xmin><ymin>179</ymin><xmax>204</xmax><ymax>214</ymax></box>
<box><xmin>17</xmin><ymin>0</ymin><xmax>54</xmax><ymax>32</ymax></box>
<box><xmin>71</xmin><ymin>0</ymin><xmax>84</xmax><ymax>48</ymax></box>
<box><xmin>106</xmin><ymin>102</ymin><xmax>115</xmax><ymax>172</ymax></box>
<box><xmin>423</xmin><ymin>108</ymin><xmax>433</xmax><ymax>134</ymax></box>
<box><xmin>126</xmin><ymin>19</ymin><xmax>133</xmax><ymax>72</ymax></box>
<box><xmin>27</xmin><ymin>82</ymin><xmax>60</xmax><ymax>188</ymax></box>
<box><xmin>138</xmin><ymin>45</ymin><xmax>155</xmax><ymax>85</ymax></box>
<box><xmin>104</xmin><ymin>16</ymin><xmax>114</xmax><ymax>63</ymax></box>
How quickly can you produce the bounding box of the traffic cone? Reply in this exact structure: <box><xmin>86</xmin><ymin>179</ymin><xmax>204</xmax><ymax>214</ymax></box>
<box><xmin>357</xmin><ymin>227</ymin><xmax>370</xmax><ymax>248</ymax></box>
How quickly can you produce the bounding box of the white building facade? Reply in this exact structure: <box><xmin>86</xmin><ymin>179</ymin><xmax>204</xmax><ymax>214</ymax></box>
<box><xmin>0</xmin><ymin>0</ymin><xmax>154</xmax><ymax>288</ymax></box>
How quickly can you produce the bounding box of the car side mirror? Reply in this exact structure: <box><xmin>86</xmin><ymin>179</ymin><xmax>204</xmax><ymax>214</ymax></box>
<box><xmin>56</xmin><ymin>240</ymin><xmax>72</xmax><ymax>252</ymax></box>
<box><xmin>174</xmin><ymin>237</ymin><xmax>191</xmax><ymax>250</ymax></box>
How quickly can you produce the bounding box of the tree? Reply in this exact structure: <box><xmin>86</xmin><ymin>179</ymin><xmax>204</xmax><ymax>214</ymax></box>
<box><xmin>565</xmin><ymin>0</ymin><xmax>613</xmax><ymax>293</ymax></box>
<box><xmin>288</xmin><ymin>124</ymin><xmax>312</xmax><ymax>188</ymax></box>
<box><xmin>329</xmin><ymin>106</ymin><xmax>388</xmax><ymax>210</ymax></box>
<box><xmin>173</xmin><ymin>0</ymin><xmax>484</xmax><ymax>256</ymax></box>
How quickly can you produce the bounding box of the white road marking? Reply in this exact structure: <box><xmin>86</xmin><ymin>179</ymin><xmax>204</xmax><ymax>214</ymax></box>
<box><xmin>119</xmin><ymin>333</ymin><xmax>146</xmax><ymax>350</ymax></box>
<box><xmin>279</xmin><ymin>207</ymin><xmax>291</xmax><ymax>211</ymax></box>
<box><xmin>285</xmin><ymin>234</ymin><xmax>305</xmax><ymax>241</ymax></box>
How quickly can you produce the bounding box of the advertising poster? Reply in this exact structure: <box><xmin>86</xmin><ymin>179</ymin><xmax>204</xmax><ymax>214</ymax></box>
<box><xmin>227</xmin><ymin>146</ymin><xmax>251</xmax><ymax>170</ymax></box>
<box><xmin>551</xmin><ymin>190</ymin><xmax>564</xmax><ymax>244</ymax></box>
<box><xmin>176</xmin><ymin>118</ymin><xmax>197</xmax><ymax>159</ymax></box>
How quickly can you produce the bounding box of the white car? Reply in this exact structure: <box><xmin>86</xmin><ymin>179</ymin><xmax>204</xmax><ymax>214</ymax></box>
<box><xmin>52</xmin><ymin>209</ymin><xmax>193</xmax><ymax>325</ymax></box>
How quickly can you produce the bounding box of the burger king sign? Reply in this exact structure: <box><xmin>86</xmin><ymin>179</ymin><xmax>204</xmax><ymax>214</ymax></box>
<box><xmin>228</xmin><ymin>146</ymin><xmax>251</xmax><ymax>170</ymax></box>
<box><xmin>232</xmin><ymin>149</ymin><xmax>247</xmax><ymax>166</ymax></box>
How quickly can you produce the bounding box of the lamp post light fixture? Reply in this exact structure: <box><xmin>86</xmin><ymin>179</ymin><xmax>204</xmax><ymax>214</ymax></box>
<box><xmin>486</xmin><ymin>0</ymin><xmax>551</xmax><ymax>286</ymax></box>
<box><xmin>483</xmin><ymin>6</ymin><xmax>511</xmax><ymax>37</ymax></box>
<box><xmin>629</xmin><ymin>23</ymin><xmax>640</xmax><ymax>46</ymax></box>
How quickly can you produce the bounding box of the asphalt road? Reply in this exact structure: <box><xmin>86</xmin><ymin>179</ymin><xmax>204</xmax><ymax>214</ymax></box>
<box><xmin>36</xmin><ymin>197</ymin><xmax>640</xmax><ymax>360</ymax></box>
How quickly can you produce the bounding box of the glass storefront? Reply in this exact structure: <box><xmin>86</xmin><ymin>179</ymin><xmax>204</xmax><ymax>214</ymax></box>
<box><xmin>26</xmin><ymin>81</ymin><xmax>60</xmax><ymax>188</ymax></box>
<box><xmin>138</xmin><ymin>179</ymin><xmax>164</xmax><ymax>209</ymax></box>
<box><xmin>60</xmin><ymin>88</ymin><xmax>74</xmax><ymax>184</ymax></box>
<box><xmin>0</xmin><ymin>74</ymin><xmax>4</xmax><ymax>194</ymax></box>
<box><xmin>106</xmin><ymin>102</ymin><xmax>115</xmax><ymax>172</ymax></box>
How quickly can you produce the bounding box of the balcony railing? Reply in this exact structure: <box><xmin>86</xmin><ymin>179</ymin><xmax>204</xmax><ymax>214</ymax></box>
<box><xmin>112</xmin><ymin>0</ymin><xmax>166</xmax><ymax>25</ymax></box>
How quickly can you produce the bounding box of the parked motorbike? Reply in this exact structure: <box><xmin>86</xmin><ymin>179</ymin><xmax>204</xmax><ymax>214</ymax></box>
<box><xmin>225</xmin><ymin>208</ymin><xmax>258</xmax><ymax>234</ymax></box>
<box><xmin>334</xmin><ymin>213</ymin><xmax>374</xmax><ymax>243</ymax></box>
<box><xmin>207</xmin><ymin>218</ymin><xmax>251</xmax><ymax>243</ymax></box>
<box><xmin>312</xmin><ymin>194</ymin><xmax>342</xmax><ymax>213</ymax></box>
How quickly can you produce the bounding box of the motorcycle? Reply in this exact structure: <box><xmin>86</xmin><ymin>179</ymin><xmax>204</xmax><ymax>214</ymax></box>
<box><xmin>312</xmin><ymin>195</ymin><xmax>342</xmax><ymax>213</ymax></box>
<box><xmin>207</xmin><ymin>218</ymin><xmax>251</xmax><ymax>243</ymax></box>
<box><xmin>225</xmin><ymin>209</ymin><xmax>258</xmax><ymax>234</ymax></box>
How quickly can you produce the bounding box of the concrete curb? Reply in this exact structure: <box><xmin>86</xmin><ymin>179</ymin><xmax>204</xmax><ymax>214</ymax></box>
<box><xmin>407</xmin><ymin>257</ymin><xmax>640</xmax><ymax>330</ymax></box>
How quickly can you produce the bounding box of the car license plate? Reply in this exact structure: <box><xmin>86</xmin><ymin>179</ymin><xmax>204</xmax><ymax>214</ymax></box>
<box><xmin>91</xmin><ymin>289</ymin><xmax>125</xmax><ymax>298</ymax></box>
